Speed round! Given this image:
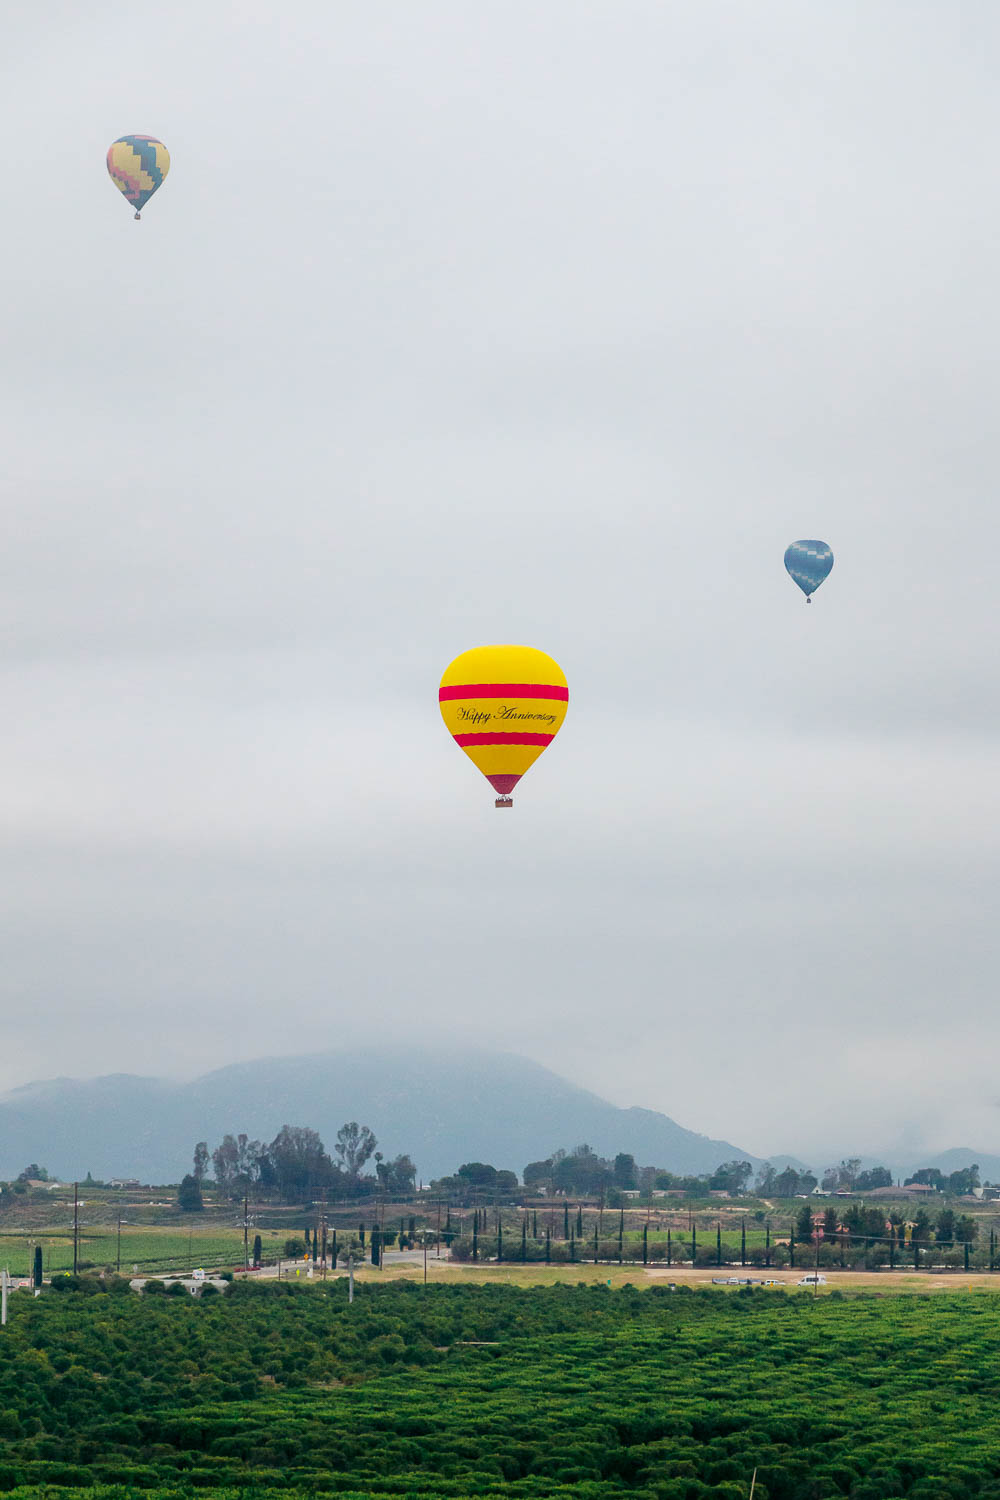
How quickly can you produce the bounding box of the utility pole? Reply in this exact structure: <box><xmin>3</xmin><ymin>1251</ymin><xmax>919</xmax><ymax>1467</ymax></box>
<box><xmin>116</xmin><ymin>1212</ymin><xmax>123</xmax><ymax>1273</ymax></box>
<box><xmin>1</xmin><ymin>1268</ymin><xmax>8</xmax><ymax>1327</ymax></box>
<box><xmin>73</xmin><ymin>1184</ymin><xmax>79</xmax><ymax>1276</ymax></box>
<box><xmin>243</xmin><ymin>1195</ymin><xmax>250</xmax><ymax>1271</ymax></box>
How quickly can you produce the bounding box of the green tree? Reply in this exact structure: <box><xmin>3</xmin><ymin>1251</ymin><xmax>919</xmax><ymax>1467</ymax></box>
<box><xmin>335</xmin><ymin>1122</ymin><xmax>377</xmax><ymax>1180</ymax></box>
<box><xmin>954</xmin><ymin>1215</ymin><xmax>978</xmax><ymax>1245</ymax></box>
<box><xmin>192</xmin><ymin>1142</ymin><xmax>209</xmax><ymax>1182</ymax></box>
<box><xmin>774</xmin><ymin>1167</ymin><xmax>801</xmax><ymax>1197</ymax></box>
<box><xmin>613</xmin><ymin>1153</ymin><xmax>638</xmax><ymax>1190</ymax></box>
<box><xmin>947</xmin><ymin>1164</ymin><xmax>980</xmax><ymax>1197</ymax></box>
<box><xmin>935</xmin><ymin>1208</ymin><xmax>956</xmax><ymax>1245</ymax></box>
<box><xmin>910</xmin><ymin>1210</ymin><xmax>932</xmax><ymax>1247</ymax></box>
<box><xmin>855</xmin><ymin>1166</ymin><xmax>892</xmax><ymax>1191</ymax></box>
<box><xmin>270</xmin><ymin>1125</ymin><xmax>334</xmax><ymax>1202</ymax></box>
<box><xmin>906</xmin><ymin>1167</ymin><xmax>944</xmax><ymax>1188</ymax></box>
<box><xmin>16</xmin><ymin>1164</ymin><xmax>48</xmax><ymax>1183</ymax></box>
<box><xmin>177</xmin><ymin>1174</ymin><xmax>204</xmax><ymax>1212</ymax></box>
<box><xmin>710</xmin><ymin>1160</ymin><xmax>753</xmax><ymax>1195</ymax></box>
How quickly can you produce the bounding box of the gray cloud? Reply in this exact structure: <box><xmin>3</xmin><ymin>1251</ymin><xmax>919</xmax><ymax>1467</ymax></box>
<box><xmin>1</xmin><ymin>1</ymin><xmax>998</xmax><ymax>1169</ymax></box>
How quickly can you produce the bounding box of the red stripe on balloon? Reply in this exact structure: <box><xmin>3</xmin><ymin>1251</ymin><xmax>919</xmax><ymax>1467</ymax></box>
<box><xmin>439</xmin><ymin>683</ymin><xmax>568</xmax><ymax>701</ymax></box>
<box><xmin>453</xmin><ymin>732</ymin><xmax>554</xmax><ymax>747</ymax></box>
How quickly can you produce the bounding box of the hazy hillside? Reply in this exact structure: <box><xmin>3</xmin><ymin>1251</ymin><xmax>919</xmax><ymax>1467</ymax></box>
<box><xmin>0</xmin><ymin>1049</ymin><xmax>758</xmax><ymax>1184</ymax></box>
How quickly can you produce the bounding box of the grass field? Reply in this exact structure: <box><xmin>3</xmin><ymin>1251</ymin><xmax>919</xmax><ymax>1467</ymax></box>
<box><xmin>0</xmin><ymin>1226</ymin><xmax>292</xmax><ymax>1278</ymax></box>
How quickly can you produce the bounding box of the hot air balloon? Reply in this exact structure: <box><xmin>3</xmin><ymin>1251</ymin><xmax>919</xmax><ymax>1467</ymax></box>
<box><xmin>106</xmin><ymin>135</ymin><xmax>170</xmax><ymax>219</ymax></box>
<box><xmin>439</xmin><ymin>645</ymin><xmax>568</xmax><ymax>808</ymax></box>
<box><xmin>784</xmin><ymin>540</ymin><xmax>833</xmax><ymax>602</ymax></box>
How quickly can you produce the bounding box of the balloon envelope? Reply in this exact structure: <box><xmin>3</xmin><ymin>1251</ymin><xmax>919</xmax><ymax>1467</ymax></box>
<box><xmin>784</xmin><ymin>540</ymin><xmax>833</xmax><ymax>598</ymax></box>
<box><xmin>439</xmin><ymin>645</ymin><xmax>568</xmax><ymax>800</ymax></box>
<box><xmin>107</xmin><ymin>135</ymin><xmax>170</xmax><ymax>213</ymax></box>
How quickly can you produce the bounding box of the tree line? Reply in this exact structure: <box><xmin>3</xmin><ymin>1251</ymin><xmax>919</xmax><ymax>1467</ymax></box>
<box><xmin>178</xmin><ymin>1123</ymin><xmax>415</xmax><ymax>1207</ymax></box>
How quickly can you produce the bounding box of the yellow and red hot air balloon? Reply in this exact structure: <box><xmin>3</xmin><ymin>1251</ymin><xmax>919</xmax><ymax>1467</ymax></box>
<box><xmin>439</xmin><ymin>645</ymin><xmax>569</xmax><ymax>808</ymax></box>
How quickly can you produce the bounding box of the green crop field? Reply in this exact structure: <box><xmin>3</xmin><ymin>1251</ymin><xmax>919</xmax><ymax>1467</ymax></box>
<box><xmin>2</xmin><ymin>1278</ymin><xmax>1000</xmax><ymax>1495</ymax></box>
<box><xmin>0</xmin><ymin>1227</ymin><xmax>294</xmax><ymax>1278</ymax></box>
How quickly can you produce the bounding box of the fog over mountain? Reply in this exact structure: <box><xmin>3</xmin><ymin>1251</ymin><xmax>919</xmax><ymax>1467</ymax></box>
<box><xmin>0</xmin><ymin>1049</ymin><xmax>993</xmax><ymax>1187</ymax></box>
<box><xmin>0</xmin><ymin>1050</ymin><xmax>755</xmax><ymax>1184</ymax></box>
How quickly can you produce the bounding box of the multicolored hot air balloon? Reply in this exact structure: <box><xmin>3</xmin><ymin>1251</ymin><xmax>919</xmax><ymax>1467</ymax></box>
<box><xmin>439</xmin><ymin>645</ymin><xmax>569</xmax><ymax>808</ymax></box>
<box><xmin>784</xmin><ymin>540</ymin><xmax>833</xmax><ymax>602</ymax></box>
<box><xmin>106</xmin><ymin>135</ymin><xmax>170</xmax><ymax>219</ymax></box>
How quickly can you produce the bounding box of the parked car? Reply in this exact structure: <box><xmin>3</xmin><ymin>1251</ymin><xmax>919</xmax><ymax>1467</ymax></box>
<box><xmin>797</xmin><ymin>1274</ymin><xmax>827</xmax><ymax>1286</ymax></box>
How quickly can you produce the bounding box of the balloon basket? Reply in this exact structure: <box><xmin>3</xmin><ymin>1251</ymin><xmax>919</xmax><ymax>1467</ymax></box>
<box><xmin>494</xmin><ymin>797</ymin><xmax>513</xmax><ymax>809</ymax></box>
<box><xmin>134</xmin><ymin>211</ymin><xmax>141</xmax><ymax>220</ymax></box>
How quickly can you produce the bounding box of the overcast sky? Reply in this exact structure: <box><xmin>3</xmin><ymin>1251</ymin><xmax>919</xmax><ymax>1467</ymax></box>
<box><xmin>1</xmin><ymin>1</ymin><xmax>998</xmax><ymax>1167</ymax></box>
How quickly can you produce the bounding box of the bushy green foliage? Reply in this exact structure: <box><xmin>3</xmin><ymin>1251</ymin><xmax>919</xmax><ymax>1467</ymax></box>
<box><xmin>3</xmin><ymin>1284</ymin><xmax>1000</xmax><ymax>1494</ymax></box>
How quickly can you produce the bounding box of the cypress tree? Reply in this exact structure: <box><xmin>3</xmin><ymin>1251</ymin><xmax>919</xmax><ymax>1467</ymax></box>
<box><xmin>472</xmin><ymin>1219</ymin><xmax>479</xmax><ymax>1262</ymax></box>
<box><xmin>497</xmin><ymin>1221</ymin><xmax>504</xmax><ymax>1262</ymax></box>
<box><xmin>533</xmin><ymin>1209</ymin><xmax>537</xmax><ymax>1237</ymax></box>
<box><xmin>889</xmin><ymin>1225</ymin><xmax>896</xmax><ymax>1270</ymax></box>
<box><xmin>252</xmin><ymin>1233</ymin><xmax>262</xmax><ymax>1268</ymax></box>
<box><xmin>618</xmin><ymin>1208</ymin><xmax>624</xmax><ymax>1263</ymax></box>
<box><xmin>359</xmin><ymin>1222</ymin><xmax>365</xmax><ymax>1247</ymax></box>
<box><xmin>545</xmin><ymin>1228</ymin><xmax>551</xmax><ymax>1264</ymax></box>
<box><xmin>33</xmin><ymin>1245</ymin><xmax>42</xmax><ymax>1289</ymax></box>
<box><xmin>691</xmin><ymin>1224</ymin><xmax>697</xmax><ymax>1264</ymax></box>
<box><xmin>667</xmin><ymin>1228</ymin><xmax>672</xmax><ymax>1266</ymax></box>
<box><xmin>570</xmin><ymin>1230</ymin><xmax>576</xmax><ymax>1263</ymax></box>
<box><xmin>789</xmin><ymin>1224</ymin><xmax>796</xmax><ymax>1268</ymax></box>
<box><xmin>593</xmin><ymin>1224</ymin><xmax>599</xmax><ymax>1264</ymax></box>
<box><xmin>331</xmin><ymin>1229</ymin><xmax>337</xmax><ymax>1264</ymax></box>
<box><xmin>564</xmin><ymin>1202</ymin><xmax>570</xmax><ymax>1239</ymax></box>
<box><xmin>964</xmin><ymin>1241</ymin><xmax>970</xmax><ymax>1273</ymax></box>
<box><xmin>371</xmin><ymin>1226</ymin><xmax>380</xmax><ymax>1267</ymax></box>
<box><xmin>444</xmin><ymin>1208</ymin><xmax>450</xmax><ymax>1232</ymax></box>
<box><xmin>642</xmin><ymin>1223</ymin><xmax>648</xmax><ymax>1265</ymax></box>
<box><xmin>765</xmin><ymin>1221</ymin><xmax>771</xmax><ymax>1268</ymax></box>
<box><xmin>576</xmin><ymin>1204</ymin><xmax>584</xmax><ymax>1236</ymax></box>
<box><xmin>521</xmin><ymin>1221</ymin><xmax>527</xmax><ymax>1261</ymax></box>
<box><xmin>716</xmin><ymin>1221</ymin><xmax>722</xmax><ymax>1267</ymax></box>
<box><xmin>741</xmin><ymin>1219</ymin><xmax>746</xmax><ymax>1267</ymax></box>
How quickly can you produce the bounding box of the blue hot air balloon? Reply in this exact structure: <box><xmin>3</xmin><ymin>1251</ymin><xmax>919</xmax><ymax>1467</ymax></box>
<box><xmin>784</xmin><ymin>540</ymin><xmax>833</xmax><ymax>602</ymax></box>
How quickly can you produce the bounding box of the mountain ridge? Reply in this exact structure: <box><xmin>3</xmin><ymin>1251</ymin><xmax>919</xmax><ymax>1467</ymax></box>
<box><xmin>0</xmin><ymin>1048</ymin><xmax>756</xmax><ymax>1184</ymax></box>
<box><xmin>0</xmin><ymin>1049</ymin><xmax>992</xmax><ymax>1186</ymax></box>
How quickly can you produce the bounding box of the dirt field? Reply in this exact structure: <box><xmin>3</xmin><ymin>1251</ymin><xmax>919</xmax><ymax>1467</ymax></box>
<box><xmin>344</xmin><ymin>1257</ymin><xmax>1000</xmax><ymax>1294</ymax></box>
